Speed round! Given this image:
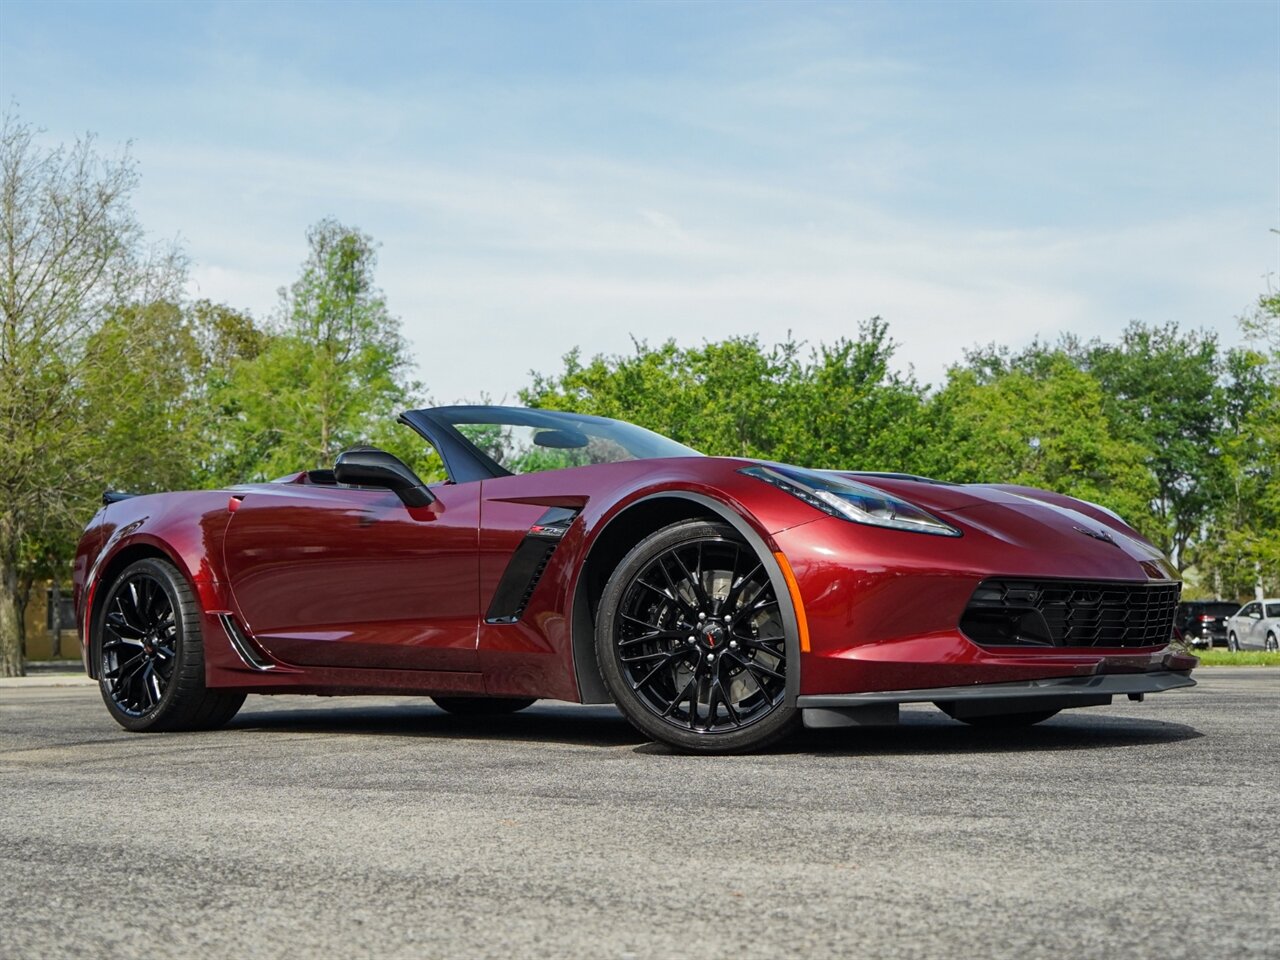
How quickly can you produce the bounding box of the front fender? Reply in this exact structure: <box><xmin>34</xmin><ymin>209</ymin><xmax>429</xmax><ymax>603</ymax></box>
<box><xmin>567</xmin><ymin>488</ymin><xmax>808</xmax><ymax>706</ymax></box>
<box><xmin>76</xmin><ymin>491</ymin><xmax>238</xmax><ymax>676</ymax></box>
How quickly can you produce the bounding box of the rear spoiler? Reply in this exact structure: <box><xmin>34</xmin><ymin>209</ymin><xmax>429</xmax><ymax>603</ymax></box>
<box><xmin>102</xmin><ymin>491</ymin><xmax>140</xmax><ymax>506</ymax></box>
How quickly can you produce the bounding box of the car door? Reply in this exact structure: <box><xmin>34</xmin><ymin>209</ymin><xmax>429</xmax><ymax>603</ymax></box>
<box><xmin>1263</xmin><ymin>603</ymin><xmax>1280</xmax><ymax>648</ymax></box>
<box><xmin>1226</xmin><ymin>605</ymin><xmax>1245</xmax><ymax>646</ymax></box>
<box><xmin>221</xmin><ymin>480</ymin><xmax>480</xmax><ymax>671</ymax></box>
<box><xmin>1236</xmin><ymin>603</ymin><xmax>1261</xmax><ymax>649</ymax></box>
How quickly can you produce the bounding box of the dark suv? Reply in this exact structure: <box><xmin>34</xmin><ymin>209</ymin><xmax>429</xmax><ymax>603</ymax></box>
<box><xmin>1175</xmin><ymin>600</ymin><xmax>1241</xmax><ymax>649</ymax></box>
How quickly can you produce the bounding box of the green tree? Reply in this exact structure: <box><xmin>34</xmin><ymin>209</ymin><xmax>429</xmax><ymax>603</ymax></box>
<box><xmin>16</xmin><ymin>300</ymin><xmax>215</xmax><ymax>658</ymax></box>
<box><xmin>1077</xmin><ymin>323</ymin><xmax>1225</xmax><ymax>566</ymax></box>
<box><xmin>522</xmin><ymin>319</ymin><xmax>925</xmax><ymax>470</ymax></box>
<box><xmin>209</xmin><ymin>219</ymin><xmax>428</xmax><ymax>483</ymax></box>
<box><xmin>1193</xmin><ymin>290</ymin><xmax>1280</xmax><ymax>598</ymax></box>
<box><xmin>1241</xmin><ymin>287</ymin><xmax>1280</xmax><ymax>352</ymax></box>
<box><xmin>190</xmin><ymin>299</ymin><xmax>277</xmax><ymax>485</ymax></box>
<box><xmin>926</xmin><ymin>353</ymin><xmax>1157</xmax><ymax>528</ymax></box>
<box><xmin>775</xmin><ymin>320</ymin><xmax>929</xmax><ymax>472</ymax></box>
<box><xmin>0</xmin><ymin>113</ymin><xmax>185</xmax><ymax>676</ymax></box>
<box><xmin>523</xmin><ymin>338</ymin><xmax>723</xmax><ymax>448</ymax></box>
<box><xmin>81</xmin><ymin>301</ymin><xmax>210</xmax><ymax>495</ymax></box>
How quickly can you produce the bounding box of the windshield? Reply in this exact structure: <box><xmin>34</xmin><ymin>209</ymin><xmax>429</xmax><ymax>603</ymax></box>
<box><xmin>1196</xmin><ymin>603</ymin><xmax>1240</xmax><ymax>617</ymax></box>
<box><xmin>432</xmin><ymin>407</ymin><xmax>701</xmax><ymax>476</ymax></box>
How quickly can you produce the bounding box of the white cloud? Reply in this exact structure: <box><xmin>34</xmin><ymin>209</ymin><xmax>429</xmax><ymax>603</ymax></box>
<box><xmin>45</xmin><ymin>1</ymin><xmax>1259</xmax><ymax>408</ymax></box>
<box><xmin>137</xmin><ymin>139</ymin><xmax>1273</xmax><ymax>405</ymax></box>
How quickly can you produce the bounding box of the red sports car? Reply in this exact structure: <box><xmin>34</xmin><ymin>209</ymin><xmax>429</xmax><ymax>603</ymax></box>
<box><xmin>73</xmin><ymin>405</ymin><xmax>1195</xmax><ymax>753</ymax></box>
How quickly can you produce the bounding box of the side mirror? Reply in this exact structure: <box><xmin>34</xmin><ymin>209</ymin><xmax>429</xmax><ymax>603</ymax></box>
<box><xmin>334</xmin><ymin>447</ymin><xmax>435</xmax><ymax>508</ymax></box>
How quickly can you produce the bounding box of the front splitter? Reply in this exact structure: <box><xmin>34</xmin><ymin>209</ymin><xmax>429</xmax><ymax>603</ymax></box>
<box><xmin>797</xmin><ymin>670</ymin><xmax>1195</xmax><ymax>728</ymax></box>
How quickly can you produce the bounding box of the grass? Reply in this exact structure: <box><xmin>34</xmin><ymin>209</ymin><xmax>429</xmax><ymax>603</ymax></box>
<box><xmin>1191</xmin><ymin>649</ymin><xmax>1280</xmax><ymax>667</ymax></box>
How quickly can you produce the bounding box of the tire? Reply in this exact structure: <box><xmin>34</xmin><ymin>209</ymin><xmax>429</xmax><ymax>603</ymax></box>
<box><xmin>96</xmin><ymin>558</ymin><xmax>245</xmax><ymax>732</ymax></box>
<box><xmin>595</xmin><ymin>520</ymin><xmax>800</xmax><ymax>754</ymax></box>
<box><xmin>936</xmin><ymin>703</ymin><xmax>1060</xmax><ymax>727</ymax></box>
<box><xmin>432</xmin><ymin>696</ymin><xmax>537</xmax><ymax>715</ymax></box>
<box><xmin>1266</xmin><ymin>633</ymin><xmax>1278</xmax><ymax>653</ymax></box>
<box><xmin>1228</xmin><ymin>632</ymin><xmax>1240</xmax><ymax>652</ymax></box>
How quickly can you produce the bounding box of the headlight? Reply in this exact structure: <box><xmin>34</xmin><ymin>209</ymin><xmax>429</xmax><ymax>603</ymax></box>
<box><xmin>741</xmin><ymin>465</ymin><xmax>961</xmax><ymax>537</ymax></box>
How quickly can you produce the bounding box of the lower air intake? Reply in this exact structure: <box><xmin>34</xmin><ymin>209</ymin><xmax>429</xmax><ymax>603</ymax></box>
<box><xmin>961</xmin><ymin>578</ymin><xmax>1181</xmax><ymax>649</ymax></box>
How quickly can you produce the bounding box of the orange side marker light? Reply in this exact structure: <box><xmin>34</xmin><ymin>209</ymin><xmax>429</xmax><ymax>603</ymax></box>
<box><xmin>773</xmin><ymin>551</ymin><xmax>811</xmax><ymax>653</ymax></box>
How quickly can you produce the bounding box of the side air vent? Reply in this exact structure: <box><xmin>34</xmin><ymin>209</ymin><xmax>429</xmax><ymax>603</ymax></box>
<box><xmin>485</xmin><ymin>507</ymin><xmax>580</xmax><ymax>624</ymax></box>
<box><xmin>219</xmin><ymin>614</ymin><xmax>276</xmax><ymax>670</ymax></box>
<box><xmin>961</xmin><ymin>579</ymin><xmax>1181</xmax><ymax>649</ymax></box>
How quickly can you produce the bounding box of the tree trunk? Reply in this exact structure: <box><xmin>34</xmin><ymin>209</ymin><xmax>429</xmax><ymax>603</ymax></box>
<box><xmin>17</xmin><ymin>574</ymin><xmax>32</xmax><ymax>662</ymax></box>
<box><xmin>51</xmin><ymin>578</ymin><xmax>63</xmax><ymax>659</ymax></box>
<box><xmin>0</xmin><ymin>549</ymin><xmax>25</xmax><ymax>677</ymax></box>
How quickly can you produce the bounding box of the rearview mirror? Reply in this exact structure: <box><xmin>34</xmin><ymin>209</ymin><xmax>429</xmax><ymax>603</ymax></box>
<box><xmin>334</xmin><ymin>447</ymin><xmax>435</xmax><ymax>507</ymax></box>
<box><xmin>533</xmin><ymin>428</ymin><xmax>589</xmax><ymax>449</ymax></box>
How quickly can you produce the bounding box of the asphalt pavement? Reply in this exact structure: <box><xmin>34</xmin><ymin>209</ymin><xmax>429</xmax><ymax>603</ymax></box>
<box><xmin>1</xmin><ymin>669</ymin><xmax>1276</xmax><ymax>959</ymax></box>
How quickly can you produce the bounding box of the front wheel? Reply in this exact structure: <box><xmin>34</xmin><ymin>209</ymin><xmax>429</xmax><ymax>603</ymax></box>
<box><xmin>1266</xmin><ymin>633</ymin><xmax>1278</xmax><ymax>653</ymax></box>
<box><xmin>1228</xmin><ymin>633</ymin><xmax>1240</xmax><ymax>652</ymax></box>
<box><xmin>97</xmin><ymin>558</ymin><xmax>244</xmax><ymax>732</ymax></box>
<box><xmin>596</xmin><ymin>520</ymin><xmax>799</xmax><ymax>754</ymax></box>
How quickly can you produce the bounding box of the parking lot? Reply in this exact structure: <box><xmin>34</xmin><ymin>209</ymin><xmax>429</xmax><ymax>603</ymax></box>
<box><xmin>1</xmin><ymin>668</ymin><xmax>1276</xmax><ymax>959</ymax></box>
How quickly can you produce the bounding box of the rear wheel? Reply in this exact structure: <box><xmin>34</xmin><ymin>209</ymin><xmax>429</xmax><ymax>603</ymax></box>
<box><xmin>97</xmin><ymin>558</ymin><xmax>244</xmax><ymax>732</ymax></box>
<box><xmin>936</xmin><ymin>703</ymin><xmax>1060</xmax><ymax>727</ymax></box>
<box><xmin>431</xmin><ymin>696</ymin><xmax>536</xmax><ymax>715</ymax></box>
<box><xmin>596</xmin><ymin>520</ymin><xmax>799</xmax><ymax>754</ymax></box>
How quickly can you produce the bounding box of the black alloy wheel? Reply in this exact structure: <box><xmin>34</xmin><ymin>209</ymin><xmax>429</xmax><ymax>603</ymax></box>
<box><xmin>102</xmin><ymin>569</ymin><xmax>177</xmax><ymax>717</ymax></box>
<box><xmin>596</xmin><ymin>520</ymin><xmax>799</xmax><ymax>753</ymax></box>
<box><xmin>97</xmin><ymin>558</ymin><xmax>244</xmax><ymax>732</ymax></box>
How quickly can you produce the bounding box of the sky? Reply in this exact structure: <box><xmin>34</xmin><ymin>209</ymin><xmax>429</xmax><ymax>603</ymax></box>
<box><xmin>2</xmin><ymin>0</ymin><xmax>1277</xmax><ymax>403</ymax></box>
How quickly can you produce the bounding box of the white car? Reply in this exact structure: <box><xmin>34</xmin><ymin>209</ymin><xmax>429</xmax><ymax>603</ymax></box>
<box><xmin>1225</xmin><ymin>599</ymin><xmax>1280</xmax><ymax>652</ymax></box>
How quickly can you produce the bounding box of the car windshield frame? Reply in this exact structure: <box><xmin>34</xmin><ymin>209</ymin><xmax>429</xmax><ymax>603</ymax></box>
<box><xmin>398</xmin><ymin>405</ymin><xmax>702</xmax><ymax>483</ymax></box>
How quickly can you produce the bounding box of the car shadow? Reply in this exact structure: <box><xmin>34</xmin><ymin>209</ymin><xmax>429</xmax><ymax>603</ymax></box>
<box><xmin>776</xmin><ymin>711</ymin><xmax>1204</xmax><ymax>757</ymax></box>
<box><xmin>227</xmin><ymin>700</ymin><xmax>648</xmax><ymax>749</ymax></box>
<box><xmin>226</xmin><ymin>698</ymin><xmax>1202</xmax><ymax>755</ymax></box>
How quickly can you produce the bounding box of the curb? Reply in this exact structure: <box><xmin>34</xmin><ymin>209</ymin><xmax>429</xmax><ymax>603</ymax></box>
<box><xmin>0</xmin><ymin>675</ymin><xmax>95</xmax><ymax>688</ymax></box>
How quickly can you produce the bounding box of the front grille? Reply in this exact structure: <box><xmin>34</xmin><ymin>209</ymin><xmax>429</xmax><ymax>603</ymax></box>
<box><xmin>961</xmin><ymin>578</ymin><xmax>1181</xmax><ymax>649</ymax></box>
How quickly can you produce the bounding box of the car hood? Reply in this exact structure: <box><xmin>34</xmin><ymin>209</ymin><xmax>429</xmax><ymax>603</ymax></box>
<box><xmin>823</xmin><ymin>471</ymin><xmax>1178</xmax><ymax>581</ymax></box>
